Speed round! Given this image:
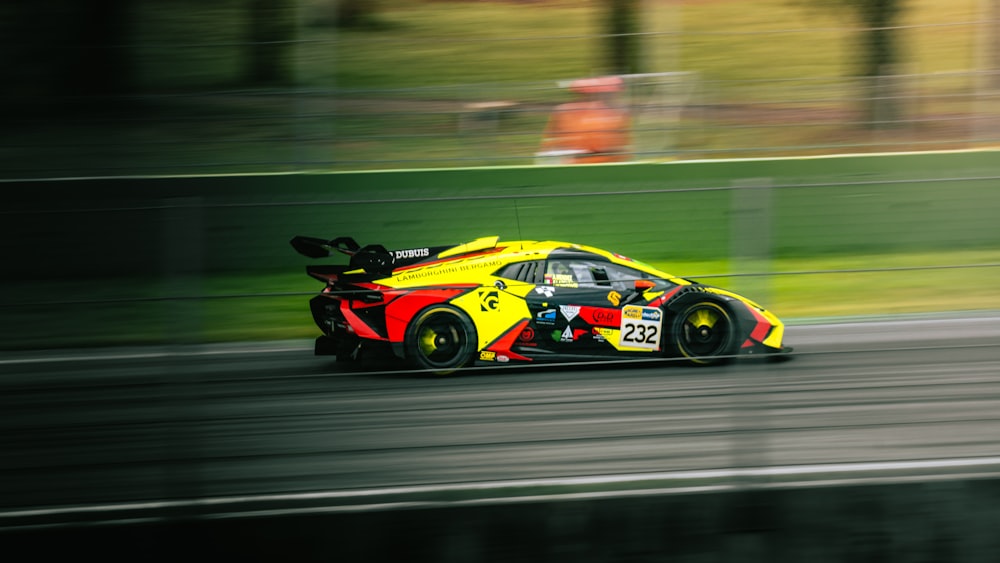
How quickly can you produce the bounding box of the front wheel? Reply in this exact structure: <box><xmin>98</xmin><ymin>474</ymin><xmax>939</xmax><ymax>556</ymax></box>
<box><xmin>672</xmin><ymin>301</ymin><xmax>737</xmax><ymax>365</ymax></box>
<box><xmin>404</xmin><ymin>305</ymin><xmax>478</xmax><ymax>375</ymax></box>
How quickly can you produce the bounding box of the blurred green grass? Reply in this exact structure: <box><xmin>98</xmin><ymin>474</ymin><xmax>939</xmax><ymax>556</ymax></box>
<box><xmin>3</xmin><ymin>1</ymin><xmax>996</xmax><ymax>351</ymax></box>
<box><xmin>3</xmin><ymin>250</ymin><xmax>997</xmax><ymax>350</ymax></box>
<box><xmin>4</xmin><ymin>149</ymin><xmax>998</xmax><ymax>350</ymax></box>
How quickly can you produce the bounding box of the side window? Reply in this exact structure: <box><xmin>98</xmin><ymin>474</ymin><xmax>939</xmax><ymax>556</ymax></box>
<box><xmin>494</xmin><ymin>260</ymin><xmax>543</xmax><ymax>284</ymax></box>
<box><xmin>544</xmin><ymin>260</ymin><xmax>580</xmax><ymax>287</ymax></box>
<box><xmin>544</xmin><ymin>259</ymin><xmax>606</xmax><ymax>288</ymax></box>
<box><xmin>603</xmin><ymin>262</ymin><xmax>649</xmax><ymax>292</ymax></box>
<box><xmin>545</xmin><ymin>259</ymin><xmax>672</xmax><ymax>292</ymax></box>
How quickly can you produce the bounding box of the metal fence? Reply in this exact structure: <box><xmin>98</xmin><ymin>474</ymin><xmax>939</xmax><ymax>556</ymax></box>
<box><xmin>4</xmin><ymin>71</ymin><xmax>999</xmax><ymax>179</ymax></box>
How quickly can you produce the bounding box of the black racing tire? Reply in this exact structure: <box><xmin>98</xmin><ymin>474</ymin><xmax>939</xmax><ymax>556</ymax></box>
<box><xmin>404</xmin><ymin>305</ymin><xmax>478</xmax><ymax>375</ymax></box>
<box><xmin>672</xmin><ymin>301</ymin><xmax>738</xmax><ymax>365</ymax></box>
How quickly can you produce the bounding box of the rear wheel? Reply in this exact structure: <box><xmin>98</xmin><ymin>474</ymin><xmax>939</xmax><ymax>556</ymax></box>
<box><xmin>672</xmin><ymin>301</ymin><xmax>737</xmax><ymax>365</ymax></box>
<box><xmin>405</xmin><ymin>305</ymin><xmax>477</xmax><ymax>375</ymax></box>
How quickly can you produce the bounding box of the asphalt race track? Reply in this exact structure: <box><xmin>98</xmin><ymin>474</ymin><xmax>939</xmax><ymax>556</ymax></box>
<box><xmin>3</xmin><ymin>314</ymin><xmax>1000</xmax><ymax>527</ymax></box>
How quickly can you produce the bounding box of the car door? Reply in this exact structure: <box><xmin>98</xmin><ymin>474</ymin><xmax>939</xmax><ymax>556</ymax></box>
<box><xmin>524</xmin><ymin>257</ymin><xmax>656</xmax><ymax>355</ymax></box>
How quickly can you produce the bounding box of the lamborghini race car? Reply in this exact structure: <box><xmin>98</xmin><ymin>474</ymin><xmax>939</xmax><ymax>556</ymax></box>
<box><xmin>291</xmin><ymin>235</ymin><xmax>789</xmax><ymax>373</ymax></box>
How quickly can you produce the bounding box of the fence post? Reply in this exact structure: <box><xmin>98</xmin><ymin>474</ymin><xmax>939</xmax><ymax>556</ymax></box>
<box><xmin>727</xmin><ymin>178</ymin><xmax>774</xmax><ymax>486</ymax></box>
<box><xmin>730</xmin><ymin>178</ymin><xmax>773</xmax><ymax>306</ymax></box>
<box><xmin>160</xmin><ymin>196</ymin><xmax>206</xmax><ymax>515</ymax></box>
<box><xmin>162</xmin><ymin>197</ymin><xmax>205</xmax><ymax>345</ymax></box>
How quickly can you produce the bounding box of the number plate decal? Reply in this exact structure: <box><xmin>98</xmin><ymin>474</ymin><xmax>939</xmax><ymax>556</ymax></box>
<box><xmin>619</xmin><ymin>306</ymin><xmax>663</xmax><ymax>350</ymax></box>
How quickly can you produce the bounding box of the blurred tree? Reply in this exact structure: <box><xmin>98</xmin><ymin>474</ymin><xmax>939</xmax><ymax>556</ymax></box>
<box><xmin>991</xmin><ymin>0</ymin><xmax>1000</xmax><ymax>89</ymax></box>
<box><xmin>247</xmin><ymin>0</ymin><xmax>297</xmax><ymax>84</ymax></box>
<box><xmin>850</xmin><ymin>0</ymin><xmax>902</xmax><ymax>81</ymax></box>
<box><xmin>74</xmin><ymin>0</ymin><xmax>134</xmax><ymax>99</ymax></box>
<box><xmin>335</xmin><ymin>0</ymin><xmax>382</xmax><ymax>28</ymax></box>
<box><xmin>605</xmin><ymin>0</ymin><xmax>642</xmax><ymax>75</ymax></box>
<box><xmin>821</xmin><ymin>0</ymin><xmax>907</xmax><ymax>125</ymax></box>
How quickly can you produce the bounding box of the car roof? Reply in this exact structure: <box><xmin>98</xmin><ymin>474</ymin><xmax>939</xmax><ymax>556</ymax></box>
<box><xmin>382</xmin><ymin>237</ymin><xmax>679</xmax><ymax>285</ymax></box>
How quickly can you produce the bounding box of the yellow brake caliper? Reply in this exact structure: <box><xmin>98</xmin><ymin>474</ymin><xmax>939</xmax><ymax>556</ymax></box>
<box><xmin>419</xmin><ymin>327</ymin><xmax>438</xmax><ymax>356</ymax></box>
<box><xmin>689</xmin><ymin>308</ymin><xmax>718</xmax><ymax>338</ymax></box>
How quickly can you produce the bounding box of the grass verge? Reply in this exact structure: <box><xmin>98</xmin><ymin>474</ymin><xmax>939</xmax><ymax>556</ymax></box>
<box><xmin>3</xmin><ymin>250</ymin><xmax>997</xmax><ymax>351</ymax></box>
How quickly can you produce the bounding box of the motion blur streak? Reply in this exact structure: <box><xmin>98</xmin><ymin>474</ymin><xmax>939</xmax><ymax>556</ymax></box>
<box><xmin>2</xmin><ymin>315</ymin><xmax>1000</xmax><ymax>529</ymax></box>
<box><xmin>6</xmin><ymin>455</ymin><xmax>1000</xmax><ymax>530</ymax></box>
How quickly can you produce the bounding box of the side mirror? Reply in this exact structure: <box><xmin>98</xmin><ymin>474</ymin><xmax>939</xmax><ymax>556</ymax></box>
<box><xmin>634</xmin><ymin>279</ymin><xmax>656</xmax><ymax>292</ymax></box>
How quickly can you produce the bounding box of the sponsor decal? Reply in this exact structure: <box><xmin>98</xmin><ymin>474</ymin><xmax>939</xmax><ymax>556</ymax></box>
<box><xmin>560</xmin><ymin>326</ymin><xmax>574</xmax><ymax>342</ymax></box>
<box><xmin>497</xmin><ymin>354</ymin><xmax>509</xmax><ymax>363</ymax></box>
<box><xmin>607</xmin><ymin>291</ymin><xmax>622</xmax><ymax>306</ymax></box>
<box><xmin>394</xmin><ymin>248</ymin><xmax>430</xmax><ymax>260</ymax></box>
<box><xmin>479</xmin><ymin>289</ymin><xmax>500</xmax><ymax>312</ymax></box>
<box><xmin>534</xmin><ymin>286</ymin><xmax>555</xmax><ymax>298</ymax></box>
<box><xmin>592</xmin><ymin>309</ymin><xmax>617</xmax><ymax>325</ymax></box>
<box><xmin>619</xmin><ymin>306</ymin><xmax>663</xmax><ymax>350</ymax></box>
<box><xmin>549</xmin><ymin>274</ymin><xmax>577</xmax><ymax>288</ymax></box>
<box><xmin>519</xmin><ymin>327</ymin><xmax>536</xmax><ymax>342</ymax></box>
<box><xmin>624</xmin><ymin>305</ymin><xmax>662</xmax><ymax>321</ymax></box>
<box><xmin>552</xmin><ymin>327</ymin><xmax>586</xmax><ymax>343</ymax></box>
<box><xmin>592</xmin><ymin>327</ymin><xmax>614</xmax><ymax>342</ymax></box>
<box><xmin>480</xmin><ymin>350</ymin><xmax>496</xmax><ymax>361</ymax></box>
<box><xmin>536</xmin><ymin>309</ymin><xmax>557</xmax><ymax>325</ymax></box>
<box><xmin>395</xmin><ymin>259</ymin><xmax>504</xmax><ymax>282</ymax></box>
<box><xmin>560</xmin><ymin>305</ymin><xmax>580</xmax><ymax>322</ymax></box>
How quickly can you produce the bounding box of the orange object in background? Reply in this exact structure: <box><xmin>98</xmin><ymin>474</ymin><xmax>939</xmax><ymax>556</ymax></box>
<box><xmin>538</xmin><ymin>76</ymin><xmax>630</xmax><ymax>164</ymax></box>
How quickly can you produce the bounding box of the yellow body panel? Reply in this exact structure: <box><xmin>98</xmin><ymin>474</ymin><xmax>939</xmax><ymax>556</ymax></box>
<box><xmin>449</xmin><ymin>280</ymin><xmax>534</xmax><ymax>349</ymax></box>
<box><xmin>382</xmin><ymin>240</ymin><xmax>689</xmax><ymax>289</ymax></box>
<box><xmin>697</xmin><ymin>286</ymin><xmax>785</xmax><ymax>348</ymax></box>
<box><xmin>366</xmin><ymin>237</ymin><xmax>783</xmax><ymax>354</ymax></box>
<box><xmin>437</xmin><ymin>235</ymin><xmax>500</xmax><ymax>258</ymax></box>
<box><xmin>760</xmin><ymin>309</ymin><xmax>785</xmax><ymax>348</ymax></box>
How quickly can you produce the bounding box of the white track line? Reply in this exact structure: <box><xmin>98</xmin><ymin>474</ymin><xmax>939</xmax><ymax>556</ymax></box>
<box><xmin>4</xmin><ymin>456</ymin><xmax>1000</xmax><ymax>526</ymax></box>
<box><xmin>5</xmin><ymin>313</ymin><xmax>999</xmax><ymax>367</ymax></box>
<box><xmin>0</xmin><ymin>343</ymin><xmax>312</xmax><ymax>366</ymax></box>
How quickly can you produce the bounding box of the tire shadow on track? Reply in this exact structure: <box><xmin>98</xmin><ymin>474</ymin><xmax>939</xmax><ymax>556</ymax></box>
<box><xmin>326</xmin><ymin>341</ymin><xmax>796</xmax><ymax>381</ymax></box>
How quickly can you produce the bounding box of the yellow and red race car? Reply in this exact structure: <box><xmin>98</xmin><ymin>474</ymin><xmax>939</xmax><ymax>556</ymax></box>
<box><xmin>291</xmin><ymin>235</ymin><xmax>789</xmax><ymax>373</ymax></box>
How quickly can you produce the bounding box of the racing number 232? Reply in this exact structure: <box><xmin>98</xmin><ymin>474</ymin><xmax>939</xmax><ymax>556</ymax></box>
<box><xmin>622</xmin><ymin>323</ymin><xmax>657</xmax><ymax>345</ymax></box>
<box><xmin>619</xmin><ymin>306</ymin><xmax>662</xmax><ymax>350</ymax></box>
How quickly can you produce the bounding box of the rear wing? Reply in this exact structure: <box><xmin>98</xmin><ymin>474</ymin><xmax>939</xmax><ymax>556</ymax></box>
<box><xmin>290</xmin><ymin>236</ymin><xmax>364</xmax><ymax>259</ymax></box>
<box><xmin>290</xmin><ymin>235</ymin><xmax>465</xmax><ymax>276</ymax></box>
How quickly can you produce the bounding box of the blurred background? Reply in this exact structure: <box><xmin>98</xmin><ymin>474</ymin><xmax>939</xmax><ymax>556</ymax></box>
<box><xmin>4</xmin><ymin>3</ymin><xmax>1000</xmax><ymax>560</ymax></box>
<box><xmin>2</xmin><ymin>0</ymin><xmax>999</xmax><ymax>177</ymax></box>
<box><xmin>2</xmin><ymin>0</ymin><xmax>999</xmax><ymax>349</ymax></box>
